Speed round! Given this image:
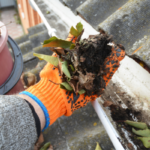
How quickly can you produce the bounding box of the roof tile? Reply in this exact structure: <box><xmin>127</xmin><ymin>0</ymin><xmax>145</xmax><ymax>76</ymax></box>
<box><xmin>63</xmin><ymin>0</ymin><xmax>86</xmax><ymax>12</ymax></box>
<box><xmin>77</xmin><ymin>0</ymin><xmax>128</xmax><ymax>29</ymax></box>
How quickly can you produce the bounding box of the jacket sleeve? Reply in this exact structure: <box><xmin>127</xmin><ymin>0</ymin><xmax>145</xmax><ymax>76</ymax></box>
<box><xmin>0</xmin><ymin>95</ymin><xmax>38</xmax><ymax>150</ymax></box>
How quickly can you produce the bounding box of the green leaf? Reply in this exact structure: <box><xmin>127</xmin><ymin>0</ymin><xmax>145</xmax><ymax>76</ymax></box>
<box><xmin>40</xmin><ymin>142</ymin><xmax>51</xmax><ymax>150</ymax></box>
<box><xmin>69</xmin><ymin>64</ymin><xmax>75</xmax><ymax>72</ymax></box>
<box><xmin>60</xmin><ymin>82</ymin><xmax>73</xmax><ymax>91</ymax></box>
<box><xmin>43</xmin><ymin>36</ymin><xmax>58</xmax><ymax>45</ymax></box>
<box><xmin>137</xmin><ymin>137</ymin><xmax>150</xmax><ymax>148</ymax></box>
<box><xmin>132</xmin><ymin>128</ymin><xmax>150</xmax><ymax>137</ymax></box>
<box><xmin>33</xmin><ymin>53</ymin><xmax>59</xmax><ymax>66</ymax></box>
<box><xmin>76</xmin><ymin>22</ymin><xmax>83</xmax><ymax>33</ymax></box>
<box><xmin>95</xmin><ymin>142</ymin><xmax>102</xmax><ymax>150</ymax></box>
<box><xmin>125</xmin><ymin>120</ymin><xmax>148</xmax><ymax>129</ymax></box>
<box><xmin>43</xmin><ymin>38</ymin><xmax>73</xmax><ymax>49</ymax></box>
<box><xmin>70</xmin><ymin>44</ymin><xmax>75</xmax><ymax>50</ymax></box>
<box><xmin>67</xmin><ymin>77</ymin><xmax>71</xmax><ymax>82</ymax></box>
<box><xmin>46</xmin><ymin>11</ymin><xmax>50</xmax><ymax>14</ymax></box>
<box><xmin>62</xmin><ymin>61</ymin><xmax>71</xmax><ymax>78</ymax></box>
<box><xmin>79</xmin><ymin>89</ymin><xmax>86</xmax><ymax>95</ymax></box>
<box><xmin>70</xmin><ymin>26</ymin><xmax>80</xmax><ymax>37</ymax></box>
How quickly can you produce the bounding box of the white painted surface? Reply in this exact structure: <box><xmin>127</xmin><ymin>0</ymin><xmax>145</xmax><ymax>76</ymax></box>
<box><xmin>92</xmin><ymin>100</ymin><xmax>125</xmax><ymax>150</ymax></box>
<box><xmin>115</xmin><ymin>56</ymin><xmax>150</xmax><ymax>101</ymax></box>
<box><xmin>21</xmin><ymin>12</ymin><xmax>25</xmax><ymax>19</ymax></box>
<box><xmin>18</xmin><ymin>4</ymin><xmax>21</xmax><ymax>8</ymax></box>
<box><xmin>0</xmin><ymin>0</ymin><xmax>14</xmax><ymax>8</ymax></box>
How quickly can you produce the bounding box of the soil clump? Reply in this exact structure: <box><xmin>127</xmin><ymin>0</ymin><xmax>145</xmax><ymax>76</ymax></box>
<box><xmin>67</xmin><ymin>33</ymin><xmax>113</xmax><ymax>96</ymax></box>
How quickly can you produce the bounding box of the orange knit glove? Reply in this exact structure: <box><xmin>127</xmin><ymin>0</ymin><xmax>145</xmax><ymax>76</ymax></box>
<box><xmin>21</xmin><ymin>34</ymin><xmax>125</xmax><ymax>130</ymax></box>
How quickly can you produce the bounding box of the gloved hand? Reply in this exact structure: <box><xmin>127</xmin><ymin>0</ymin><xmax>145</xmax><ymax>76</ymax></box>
<box><xmin>21</xmin><ymin>34</ymin><xmax>125</xmax><ymax>130</ymax></box>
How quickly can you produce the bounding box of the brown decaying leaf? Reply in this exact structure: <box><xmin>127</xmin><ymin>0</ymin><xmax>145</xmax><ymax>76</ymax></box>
<box><xmin>127</xmin><ymin>143</ymin><xmax>133</xmax><ymax>149</ymax></box>
<box><xmin>78</xmin><ymin>71</ymin><xmax>95</xmax><ymax>91</ymax></box>
<box><xmin>47</xmin><ymin>145</ymin><xmax>53</xmax><ymax>150</ymax></box>
<box><xmin>77</xmin><ymin>29</ymin><xmax>84</xmax><ymax>42</ymax></box>
<box><xmin>68</xmin><ymin>80</ymin><xmax>77</xmax><ymax>92</ymax></box>
<box><xmin>80</xmin><ymin>56</ymin><xmax>86</xmax><ymax>62</ymax></box>
<box><xmin>58</xmin><ymin>59</ymin><xmax>63</xmax><ymax>76</ymax></box>
<box><xmin>54</xmin><ymin>47</ymin><xmax>65</xmax><ymax>55</ymax></box>
<box><xmin>73</xmin><ymin>76</ymin><xmax>79</xmax><ymax>80</ymax></box>
<box><xmin>21</xmin><ymin>72</ymin><xmax>37</xmax><ymax>88</ymax></box>
<box><xmin>34</xmin><ymin>133</ymin><xmax>44</xmax><ymax>150</ymax></box>
<box><xmin>103</xmin><ymin>101</ymin><xmax>113</xmax><ymax>107</ymax></box>
<box><xmin>75</xmin><ymin>82</ymin><xmax>80</xmax><ymax>93</ymax></box>
<box><xmin>71</xmin><ymin>51</ymin><xmax>79</xmax><ymax>70</ymax></box>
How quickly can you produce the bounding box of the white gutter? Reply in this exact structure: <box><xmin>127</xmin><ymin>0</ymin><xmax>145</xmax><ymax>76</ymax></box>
<box><xmin>92</xmin><ymin>100</ymin><xmax>125</xmax><ymax>150</ymax></box>
<box><xmin>30</xmin><ymin>0</ymin><xmax>57</xmax><ymax>37</ymax></box>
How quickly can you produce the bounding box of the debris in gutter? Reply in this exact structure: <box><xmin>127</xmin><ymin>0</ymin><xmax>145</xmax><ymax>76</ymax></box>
<box><xmin>33</xmin><ymin>22</ymin><xmax>123</xmax><ymax>96</ymax></box>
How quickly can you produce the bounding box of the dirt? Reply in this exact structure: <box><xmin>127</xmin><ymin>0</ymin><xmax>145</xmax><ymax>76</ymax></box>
<box><xmin>67</xmin><ymin>33</ymin><xmax>113</xmax><ymax>96</ymax></box>
<box><xmin>110</xmin><ymin>104</ymin><xmax>150</xmax><ymax>150</ymax></box>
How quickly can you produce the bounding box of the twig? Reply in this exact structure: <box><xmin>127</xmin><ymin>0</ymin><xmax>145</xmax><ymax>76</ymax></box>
<box><xmin>77</xmin><ymin>29</ymin><xmax>84</xmax><ymax>42</ymax></box>
<box><xmin>49</xmin><ymin>79</ymin><xmax>61</xmax><ymax>85</ymax></box>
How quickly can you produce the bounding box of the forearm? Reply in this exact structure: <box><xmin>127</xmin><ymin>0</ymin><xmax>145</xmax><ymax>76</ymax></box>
<box><xmin>18</xmin><ymin>94</ymin><xmax>46</xmax><ymax>131</ymax></box>
<box><xmin>0</xmin><ymin>95</ymin><xmax>38</xmax><ymax>150</ymax></box>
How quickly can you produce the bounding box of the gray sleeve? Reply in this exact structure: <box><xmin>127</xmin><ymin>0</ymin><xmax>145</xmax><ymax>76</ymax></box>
<box><xmin>0</xmin><ymin>95</ymin><xmax>38</xmax><ymax>150</ymax></box>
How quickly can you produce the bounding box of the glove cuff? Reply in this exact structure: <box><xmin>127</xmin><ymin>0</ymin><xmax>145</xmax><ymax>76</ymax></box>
<box><xmin>25</xmin><ymin>77</ymin><xmax>67</xmax><ymax>126</ymax></box>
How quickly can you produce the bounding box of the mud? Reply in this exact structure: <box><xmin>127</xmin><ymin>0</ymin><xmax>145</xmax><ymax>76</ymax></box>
<box><xmin>110</xmin><ymin>104</ymin><xmax>150</xmax><ymax>150</ymax></box>
<box><xmin>68</xmin><ymin>33</ymin><xmax>113</xmax><ymax>96</ymax></box>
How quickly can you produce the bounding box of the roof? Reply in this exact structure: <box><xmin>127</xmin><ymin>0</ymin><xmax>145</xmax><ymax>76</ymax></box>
<box><xmin>61</xmin><ymin>0</ymin><xmax>150</xmax><ymax>69</ymax></box>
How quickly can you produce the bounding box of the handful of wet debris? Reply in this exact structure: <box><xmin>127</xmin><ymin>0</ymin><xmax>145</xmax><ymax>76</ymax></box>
<box><xmin>34</xmin><ymin>22</ymin><xmax>114</xmax><ymax>96</ymax></box>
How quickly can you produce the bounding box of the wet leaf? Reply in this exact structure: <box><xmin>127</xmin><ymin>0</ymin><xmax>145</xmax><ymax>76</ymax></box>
<box><xmin>69</xmin><ymin>64</ymin><xmax>75</xmax><ymax>72</ymax></box>
<box><xmin>95</xmin><ymin>142</ymin><xmax>102</xmax><ymax>150</ymax></box>
<box><xmin>70</xmin><ymin>44</ymin><xmax>75</xmax><ymax>50</ymax></box>
<box><xmin>33</xmin><ymin>53</ymin><xmax>59</xmax><ymax>66</ymax></box>
<box><xmin>132</xmin><ymin>128</ymin><xmax>150</xmax><ymax>137</ymax></box>
<box><xmin>70</xmin><ymin>26</ymin><xmax>79</xmax><ymax>37</ymax></box>
<box><xmin>72</xmin><ymin>51</ymin><xmax>79</xmax><ymax>69</ymax></box>
<box><xmin>127</xmin><ymin>143</ymin><xmax>133</xmax><ymax>149</ymax></box>
<box><xmin>78</xmin><ymin>89</ymin><xmax>86</xmax><ymax>95</ymax></box>
<box><xmin>40</xmin><ymin>142</ymin><xmax>51</xmax><ymax>150</ymax></box>
<box><xmin>22</xmin><ymin>72</ymin><xmax>37</xmax><ymax>87</ymax></box>
<box><xmin>47</xmin><ymin>145</ymin><xmax>53</xmax><ymax>150</ymax></box>
<box><xmin>43</xmin><ymin>37</ymin><xmax>73</xmax><ymax>49</ymax></box>
<box><xmin>69</xmin><ymin>22</ymin><xmax>83</xmax><ymax>38</ymax></box>
<box><xmin>137</xmin><ymin>137</ymin><xmax>150</xmax><ymax>148</ymax></box>
<box><xmin>67</xmin><ymin>77</ymin><xmax>71</xmax><ymax>82</ymax></box>
<box><xmin>62</xmin><ymin>61</ymin><xmax>71</xmax><ymax>78</ymax></box>
<box><xmin>75</xmin><ymin>82</ymin><xmax>80</xmax><ymax>93</ymax></box>
<box><xmin>43</xmin><ymin>36</ymin><xmax>58</xmax><ymax>45</ymax></box>
<box><xmin>76</xmin><ymin>22</ymin><xmax>83</xmax><ymax>33</ymax></box>
<box><xmin>60</xmin><ymin>82</ymin><xmax>73</xmax><ymax>91</ymax></box>
<box><xmin>54</xmin><ymin>47</ymin><xmax>65</xmax><ymax>55</ymax></box>
<box><xmin>125</xmin><ymin>120</ymin><xmax>148</xmax><ymax>129</ymax></box>
<box><xmin>103</xmin><ymin>101</ymin><xmax>113</xmax><ymax>107</ymax></box>
<box><xmin>58</xmin><ymin>60</ymin><xmax>63</xmax><ymax>76</ymax></box>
